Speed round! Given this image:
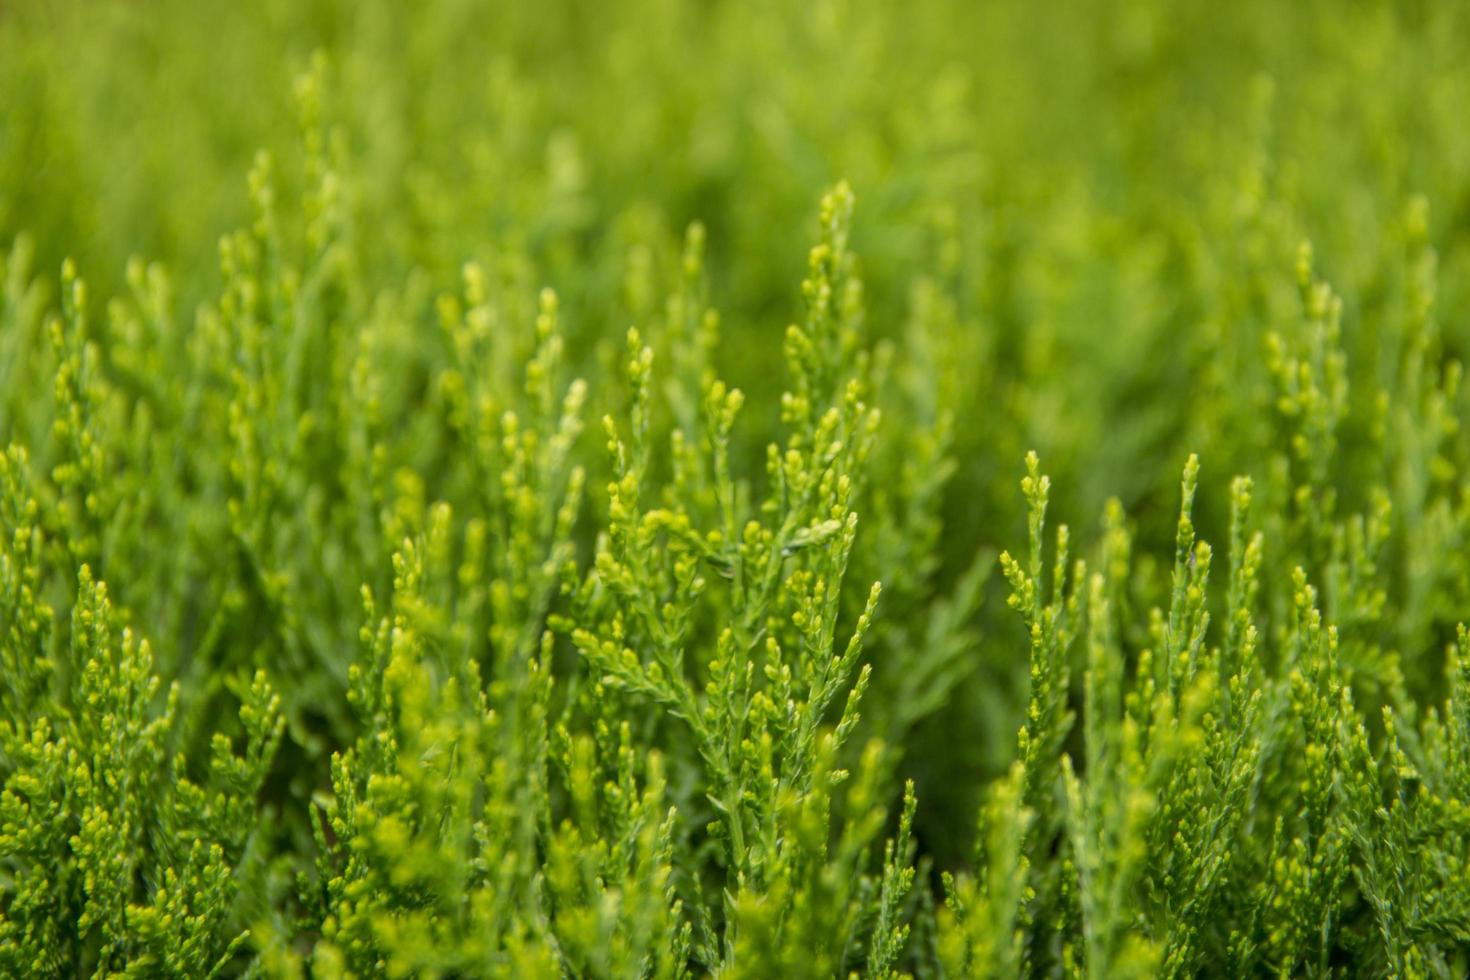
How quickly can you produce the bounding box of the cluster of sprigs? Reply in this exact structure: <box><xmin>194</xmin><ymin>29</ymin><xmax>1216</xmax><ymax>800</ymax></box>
<box><xmin>0</xmin><ymin>459</ymin><xmax>283</xmax><ymax>976</ymax></box>
<box><xmin>256</xmin><ymin>182</ymin><xmax>919</xmax><ymax>978</ymax></box>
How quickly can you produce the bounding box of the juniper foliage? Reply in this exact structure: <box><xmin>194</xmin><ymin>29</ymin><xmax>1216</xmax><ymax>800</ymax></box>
<box><xmin>5</xmin><ymin>0</ymin><xmax>1470</xmax><ymax>976</ymax></box>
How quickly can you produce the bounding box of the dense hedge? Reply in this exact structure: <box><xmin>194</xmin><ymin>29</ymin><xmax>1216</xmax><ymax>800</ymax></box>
<box><xmin>4</xmin><ymin>0</ymin><xmax>1470</xmax><ymax>975</ymax></box>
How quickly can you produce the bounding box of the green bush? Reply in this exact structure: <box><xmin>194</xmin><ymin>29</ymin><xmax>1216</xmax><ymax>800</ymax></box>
<box><xmin>4</xmin><ymin>0</ymin><xmax>1470</xmax><ymax>975</ymax></box>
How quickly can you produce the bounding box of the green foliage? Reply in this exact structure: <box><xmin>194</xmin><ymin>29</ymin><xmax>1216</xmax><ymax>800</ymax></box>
<box><xmin>0</xmin><ymin>460</ymin><xmax>283</xmax><ymax>976</ymax></box>
<box><xmin>5</xmin><ymin>0</ymin><xmax>1470</xmax><ymax>976</ymax></box>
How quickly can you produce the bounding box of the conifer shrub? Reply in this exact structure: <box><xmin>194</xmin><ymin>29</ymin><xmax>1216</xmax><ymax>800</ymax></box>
<box><xmin>4</xmin><ymin>0</ymin><xmax>1470</xmax><ymax>976</ymax></box>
